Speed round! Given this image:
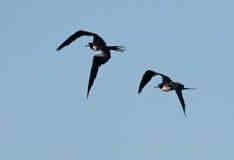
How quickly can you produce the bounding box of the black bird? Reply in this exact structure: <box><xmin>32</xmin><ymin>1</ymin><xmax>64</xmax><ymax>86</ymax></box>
<box><xmin>138</xmin><ymin>70</ymin><xmax>195</xmax><ymax>116</ymax></box>
<box><xmin>56</xmin><ymin>30</ymin><xmax>125</xmax><ymax>52</ymax></box>
<box><xmin>56</xmin><ymin>30</ymin><xmax>125</xmax><ymax>97</ymax></box>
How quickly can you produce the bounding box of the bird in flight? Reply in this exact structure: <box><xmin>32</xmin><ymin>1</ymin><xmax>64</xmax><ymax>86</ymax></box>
<box><xmin>138</xmin><ymin>70</ymin><xmax>195</xmax><ymax>116</ymax></box>
<box><xmin>56</xmin><ymin>30</ymin><xmax>126</xmax><ymax>97</ymax></box>
<box><xmin>56</xmin><ymin>30</ymin><xmax>125</xmax><ymax>52</ymax></box>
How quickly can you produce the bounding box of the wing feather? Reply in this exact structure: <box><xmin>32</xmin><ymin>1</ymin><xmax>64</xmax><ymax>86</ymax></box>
<box><xmin>170</xmin><ymin>82</ymin><xmax>186</xmax><ymax>115</ymax></box>
<box><xmin>87</xmin><ymin>53</ymin><xmax>110</xmax><ymax>97</ymax></box>
<box><xmin>138</xmin><ymin>70</ymin><xmax>172</xmax><ymax>93</ymax></box>
<box><xmin>56</xmin><ymin>30</ymin><xmax>95</xmax><ymax>51</ymax></box>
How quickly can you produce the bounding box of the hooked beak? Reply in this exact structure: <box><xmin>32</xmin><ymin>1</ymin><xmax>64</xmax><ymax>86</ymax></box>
<box><xmin>85</xmin><ymin>44</ymin><xmax>90</xmax><ymax>47</ymax></box>
<box><xmin>154</xmin><ymin>85</ymin><xmax>159</xmax><ymax>88</ymax></box>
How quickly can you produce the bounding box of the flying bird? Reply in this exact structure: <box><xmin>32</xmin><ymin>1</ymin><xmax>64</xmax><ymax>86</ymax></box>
<box><xmin>56</xmin><ymin>30</ymin><xmax>125</xmax><ymax>52</ymax></box>
<box><xmin>138</xmin><ymin>70</ymin><xmax>195</xmax><ymax>116</ymax></box>
<box><xmin>56</xmin><ymin>30</ymin><xmax>126</xmax><ymax>97</ymax></box>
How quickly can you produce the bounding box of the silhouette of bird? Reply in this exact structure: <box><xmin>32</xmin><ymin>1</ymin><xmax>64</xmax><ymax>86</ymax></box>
<box><xmin>56</xmin><ymin>30</ymin><xmax>125</xmax><ymax>52</ymax></box>
<box><xmin>56</xmin><ymin>30</ymin><xmax>126</xmax><ymax>97</ymax></box>
<box><xmin>138</xmin><ymin>70</ymin><xmax>195</xmax><ymax>116</ymax></box>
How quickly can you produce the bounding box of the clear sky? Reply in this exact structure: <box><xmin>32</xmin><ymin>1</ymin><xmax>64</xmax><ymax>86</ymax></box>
<box><xmin>1</xmin><ymin>0</ymin><xmax>234</xmax><ymax>160</ymax></box>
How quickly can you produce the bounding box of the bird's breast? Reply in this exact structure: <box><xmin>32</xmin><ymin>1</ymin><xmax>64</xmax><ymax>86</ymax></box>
<box><xmin>160</xmin><ymin>85</ymin><xmax>173</xmax><ymax>92</ymax></box>
<box><xmin>92</xmin><ymin>46</ymin><xmax>100</xmax><ymax>51</ymax></box>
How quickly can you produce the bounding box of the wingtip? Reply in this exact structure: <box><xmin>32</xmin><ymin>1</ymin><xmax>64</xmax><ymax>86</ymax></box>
<box><xmin>138</xmin><ymin>89</ymin><xmax>141</xmax><ymax>94</ymax></box>
<box><xmin>87</xmin><ymin>88</ymin><xmax>91</xmax><ymax>98</ymax></box>
<box><xmin>182</xmin><ymin>108</ymin><xmax>186</xmax><ymax>118</ymax></box>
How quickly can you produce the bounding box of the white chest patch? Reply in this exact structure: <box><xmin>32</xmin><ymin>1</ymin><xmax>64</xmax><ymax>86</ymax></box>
<box><xmin>92</xmin><ymin>46</ymin><xmax>99</xmax><ymax>51</ymax></box>
<box><xmin>160</xmin><ymin>86</ymin><xmax>172</xmax><ymax>92</ymax></box>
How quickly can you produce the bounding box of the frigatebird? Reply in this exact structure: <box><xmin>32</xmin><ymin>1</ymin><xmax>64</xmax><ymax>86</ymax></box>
<box><xmin>56</xmin><ymin>30</ymin><xmax>125</xmax><ymax>52</ymax></box>
<box><xmin>138</xmin><ymin>70</ymin><xmax>195</xmax><ymax>116</ymax></box>
<box><xmin>56</xmin><ymin>30</ymin><xmax>126</xmax><ymax>97</ymax></box>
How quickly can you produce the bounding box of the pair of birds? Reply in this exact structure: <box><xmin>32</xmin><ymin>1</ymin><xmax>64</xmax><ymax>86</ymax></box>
<box><xmin>56</xmin><ymin>30</ymin><xmax>195</xmax><ymax>116</ymax></box>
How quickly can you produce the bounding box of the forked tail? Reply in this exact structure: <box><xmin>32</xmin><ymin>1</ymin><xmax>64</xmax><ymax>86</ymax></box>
<box><xmin>183</xmin><ymin>87</ymin><xmax>196</xmax><ymax>90</ymax></box>
<box><xmin>108</xmin><ymin>46</ymin><xmax>126</xmax><ymax>52</ymax></box>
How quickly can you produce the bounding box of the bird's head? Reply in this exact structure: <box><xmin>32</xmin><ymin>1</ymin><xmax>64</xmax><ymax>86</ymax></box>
<box><xmin>85</xmin><ymin>42</ymin><xmax>92</xmax><ymax>47</ymax></box>
<box><xmin>154</xmin><ymin>84</ymin><xmax>162</xmax><ymax>89</ymax></box>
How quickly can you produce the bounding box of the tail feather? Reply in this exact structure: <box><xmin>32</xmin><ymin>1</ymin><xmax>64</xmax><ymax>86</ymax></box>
<box><xmin>183</xmin><ymin>88</ymin><xmax>196</xmax><ymax>90</ymax></box>
<box><xmin>108</xmin><ymin>46</ymin><xmax>126</xmax><ymax>52</ymax></box>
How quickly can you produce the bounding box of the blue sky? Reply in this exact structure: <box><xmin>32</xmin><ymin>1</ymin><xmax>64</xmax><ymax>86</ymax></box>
<box><xmin>1</xmin><ymin>0</ymin><xmax>234</xmax><ymax>159</ymax></box>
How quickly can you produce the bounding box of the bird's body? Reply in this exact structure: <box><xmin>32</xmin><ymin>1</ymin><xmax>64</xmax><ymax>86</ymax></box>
<box><xmin>56</xmin><ymin>30</ymin><xmax>125</xmax><ymax>97</ymax></box>
<box><xmin>89</xmin><ymin>44</ymin><xmax>99</xmax><ymax>51</ymax></box>
<box><xmin>56</xmin><ymin>30</ymin><xmax>125</xmax><ymax>52</ymax></box>
<box><xmin>85</xmin><ymin>42</ymin><xmax>125</xmax><ymax>52</ymax></box>
<box><xmin>138</xmin><ymin>70</ymin><xmax>195</xmax><ymax>116</ymax></box>
<box><xmin>160</xmin><ymin>84</ymin><xmax>173</xmax><ymax>92</ymax></box>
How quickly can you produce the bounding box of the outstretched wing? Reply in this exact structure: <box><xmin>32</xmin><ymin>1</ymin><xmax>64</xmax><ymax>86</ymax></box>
<box><xmin>170</xmin><ymin>82</ymin><xmax>186</xmax><ymax>115</ymax></box>
<box><xmin>56</xmin><ymin>30</ymin><xmax>96</xmax><ymax>51</ymax></box>
<box><xmin>87</xmin><ymin>52</ymin><xmax>110</xmax><ymax>97</ymax></box>
<box><xmin>138</xmin><ymin>70</ymin><xmax>172</xmax><ymax>94</ymax></box>
<box><xmin>138</xmin><ymin>70</ymin><xmax>157</xmax><ymax>94</ymax></box>
<box><xmin>92</xmin><ymin>34</ymin><xmax>106</xmax><ymax>46</ymax></box>
<box><xmin>160</xmin><ymin>73</ymin><xmax>172</xmax><ymax>85</ymax></box>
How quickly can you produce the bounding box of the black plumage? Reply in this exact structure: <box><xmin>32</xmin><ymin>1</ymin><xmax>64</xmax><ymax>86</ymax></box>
<box><xmin>56</xmin><ymin>30</ymin><xmax>125</xmax><ymax>52</ymax></box>
<box><xmin>56</xmin><ymin>30</ymin><xmax>125</xmax><ymax>97</ymax></box>
<box><xmin>87</xmin><ymin>51</ymin><xmax>111</xmax><ymax>97</ymax></box>
<box><xmin>138</xmin><ymin>70</ymin><xmax>195</xmax><ymax>116</ymax></box>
